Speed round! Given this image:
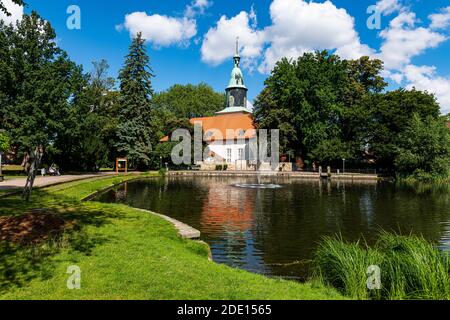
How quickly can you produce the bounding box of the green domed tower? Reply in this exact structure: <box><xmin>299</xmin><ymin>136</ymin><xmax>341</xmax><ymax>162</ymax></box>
<box><xmin>216</xmin><ymin>38</ymin><xmax>251</xmax><ymax>115</ymax></box>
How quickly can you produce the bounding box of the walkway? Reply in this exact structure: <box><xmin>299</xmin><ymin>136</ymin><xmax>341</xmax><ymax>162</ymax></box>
<box><xmin>0</xmin><ymin>172</ymin><xmax>117</xmax><ymax>196</ymax></box>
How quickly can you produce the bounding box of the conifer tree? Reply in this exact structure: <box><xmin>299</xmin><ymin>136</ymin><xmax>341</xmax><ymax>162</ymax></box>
<box><xmin>116</xmin><ymin>32</ymin><xmax>155</xmax><ymax>169</ymax></box>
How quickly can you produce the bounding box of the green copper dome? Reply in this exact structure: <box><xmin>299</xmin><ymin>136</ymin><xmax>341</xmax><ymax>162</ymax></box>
<box><xmin>227</xmin><ymin>55</ymin><xmax>247</xmax><ymax>89</ymax></box>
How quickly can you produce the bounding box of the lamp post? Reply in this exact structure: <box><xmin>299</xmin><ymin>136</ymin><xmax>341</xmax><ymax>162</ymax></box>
<box><xmin>160</xmin><ymin>156</ymin><xmax>163</xmax><ymax>169</ymax></box>
<box><xmin>342</xmin><ymin>158</ymin><xmax>346</xmax><ymax>174</ymax></box>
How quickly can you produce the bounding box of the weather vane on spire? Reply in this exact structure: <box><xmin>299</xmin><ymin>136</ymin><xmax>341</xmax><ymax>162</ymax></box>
<box><xmin>235</xmin><ymin>36</ymin><xmax>240</xmax><ymax>56</ymax></box>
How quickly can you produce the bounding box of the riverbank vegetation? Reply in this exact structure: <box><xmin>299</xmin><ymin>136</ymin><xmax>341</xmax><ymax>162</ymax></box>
<box><xmin>0</xmin><ymin>176</ymin><xmax>342</xmax><ymax>299</ymax></box>
<box><xmin>314</xmin><ymin>233</ymin><xmax>450</xmax><ymax>300</ymax></box>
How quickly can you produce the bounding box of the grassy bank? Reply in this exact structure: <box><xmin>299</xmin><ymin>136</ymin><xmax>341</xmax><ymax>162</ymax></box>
<box><xmin>314</xmin><ymin>233</ymin><xmax>450</xmax><ymax>300</ymax></box>
<box><xmin>0</xmin><ymin>174</ymin><xmax>342</xmax><ymax>300</ymax></box>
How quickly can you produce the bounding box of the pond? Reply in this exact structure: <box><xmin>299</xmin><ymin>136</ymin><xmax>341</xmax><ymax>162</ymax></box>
<box><xmin>94</xmin><ymin>176</ymin><xmax>450</xmax><ymax>280</ymax></box>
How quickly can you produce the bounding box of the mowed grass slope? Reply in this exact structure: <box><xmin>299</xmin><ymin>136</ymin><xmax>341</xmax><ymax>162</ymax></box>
<box><xmin>0</xmin><ymin>175</ymin><xmax>343</xmax><ymax>300</ymax></box>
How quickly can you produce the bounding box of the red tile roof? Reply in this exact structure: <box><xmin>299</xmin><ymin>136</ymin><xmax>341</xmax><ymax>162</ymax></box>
<box><xmin>160</xmin><ymin>112</ymin><xmax>256</xmax><ymax>142</ymax></box>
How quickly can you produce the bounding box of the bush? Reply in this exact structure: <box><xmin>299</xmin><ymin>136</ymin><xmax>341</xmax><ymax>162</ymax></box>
<box><xmin>314</xmin><ymin>233</ymin><xmax>450</xmax><ymax>300</ymax></box>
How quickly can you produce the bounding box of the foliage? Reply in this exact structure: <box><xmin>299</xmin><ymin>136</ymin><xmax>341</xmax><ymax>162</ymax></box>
<box><xmin>54</xmin><ymin>60</ymin><xmax>119</xmax><ymax>171</ymax></box>
<box><xmin>254</xmin><ymin>51</ymin><xmax>386</xmax><ymax>164</ymax></box>
<box><xmin>153</xmin><ymin>83</ymin><xmax>225</xmax><ymax>119</ymax></box>
<box><xmin>115</xmin><ymin>32</ymin><xmax>154</xmax><ymax>170</ymax></box>
<box><xmin>0</xmin><ymin>130</ymin><xmax>10</xmax><ymax>153</ymax></box>
<box><xmin>0</xmin><ymin>12</ymin><xmax>83</xmax><ymax>161</ymax></box>
<box><xmin>394</xmin><ymin>114</ymin><xmax>450</xmax><ymax>179</ymax></box>
<box><xmin>254</xmin><ymin>50</ymin><xmax>448</xmax><ymax>178</ymax></box>
<box><xmin>314</xmin><ymin>233</ymin><xmax>450</xmax><ymax>300</ymax></box>
<box><xmin>367</xmin><ymin>89</ymin><xmax>441</xmax><ymax>170</ymax></box>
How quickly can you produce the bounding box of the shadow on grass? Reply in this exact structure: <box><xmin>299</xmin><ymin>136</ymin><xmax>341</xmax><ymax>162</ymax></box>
<box><xmin>0</xmin><ymin>189</ymin><xmax>126</xmax><ymax>293</ymax></box>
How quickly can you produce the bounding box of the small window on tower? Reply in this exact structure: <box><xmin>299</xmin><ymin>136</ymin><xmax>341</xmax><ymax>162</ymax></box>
<box><xmin>229</xmin><ymin>95</ymin><xmax>234</xmax><ymax>107</ymax></box>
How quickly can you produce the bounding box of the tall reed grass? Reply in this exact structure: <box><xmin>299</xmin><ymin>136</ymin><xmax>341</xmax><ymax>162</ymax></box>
<box><xmin>314</xmin><ymin>232</ymin><xmax>450</xmax><ymax>300</ymax></box>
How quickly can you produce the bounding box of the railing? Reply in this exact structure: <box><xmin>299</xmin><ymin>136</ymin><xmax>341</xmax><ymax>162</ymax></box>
<box><xmin>295</xmin><ymin>167</ymin><xmax>377</xmax><ymax>175</ymax></box>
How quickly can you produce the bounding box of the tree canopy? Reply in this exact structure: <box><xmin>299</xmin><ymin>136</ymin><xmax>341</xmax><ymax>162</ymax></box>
<box><xmin>254</xmin><ymin>50</ymin><xmax>448</xmax><ymax>177</ymax></box>
<box><xmin>0</xmin><ymin>12</ymin><xmax>83</xmax><ymax>159</ymax></box>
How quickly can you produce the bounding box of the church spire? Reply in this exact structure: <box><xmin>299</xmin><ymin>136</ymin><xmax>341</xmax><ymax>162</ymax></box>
<box><xmin>215</xmin><ymin>36</ymin><xmax>249</xmax><ymax>114</ymax></box>
<box><xmin>233</xmin><ymin>36</ymin><xmax>240</xmax><ymax>68</ymax></box>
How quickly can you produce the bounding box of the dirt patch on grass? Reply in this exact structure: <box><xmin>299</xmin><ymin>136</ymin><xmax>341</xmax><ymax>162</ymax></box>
<box><xmin>0</xmin><ymin>209</ymin><xmax>68</xmax><ymax>244</ymax></box>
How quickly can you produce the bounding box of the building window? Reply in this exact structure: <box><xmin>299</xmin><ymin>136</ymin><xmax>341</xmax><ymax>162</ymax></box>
<box><xmin>238</xmin><ymin>148</ymin><xmax>244</xmax><ymax>160</ymax></box>
<box><xmin>227</xmin><ymin>148</ymin><xmax>232</xmax><ymax>163</ymax></box>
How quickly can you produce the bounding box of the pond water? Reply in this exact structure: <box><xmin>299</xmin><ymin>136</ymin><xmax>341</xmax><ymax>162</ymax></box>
<box><xmin>95</xmin><ymin>176</ymin><xmax>450</xmax><ymax>280</ymax></box>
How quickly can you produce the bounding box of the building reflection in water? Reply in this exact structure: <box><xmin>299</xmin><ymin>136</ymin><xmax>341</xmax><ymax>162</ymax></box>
<box><xmin>198</xmin><ymin>178</ymin><xmax>269</xmax><ymax>274</ymax></box>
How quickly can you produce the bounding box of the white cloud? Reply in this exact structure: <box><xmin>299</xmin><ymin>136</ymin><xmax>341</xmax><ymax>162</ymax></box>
<box><xmin>378</xmin><ymin>12</ymin><xmax>447</xmax><ymax>70</ymax></box>
<box><xmin>201</xmin><ymin>0</ymin><xmax>373</xmax><ymax>74</ymax></box>
<box><xmin>120</xmin><ymin>12</ymin><xmax>197</xmax><ymax>48</ymax></box>
<box><xmin>0</xmin><ymin>0</ymin><xmax>23</xmax><ymax>25</ymax></box>
<box><xmin>200</xmin><ymin>11</ymin><xmax>265</xmax><ymax>66</ymax></box>
<box><xmin>259</xmin><ymin>0</ymin><xmax>373</xmax><ymax>73</ymax></box>
<box><xmin>429</xmin><ymin>6</ymin><xmax>450</xmax><ymax>30</ymax></box>
<box><xmin>403</xmin><ymin>64</ymin><xmax>450</xmax><ymax>114</ymax></box>
<box><xmin>185</xmin><ymin>0</ymin><xmax>212</xmax><ymax>18</ymax></box>
<box><xmin>375</xmin><ymin>0</ymin><xmax>403</xmax><ymax>16</ymax></box>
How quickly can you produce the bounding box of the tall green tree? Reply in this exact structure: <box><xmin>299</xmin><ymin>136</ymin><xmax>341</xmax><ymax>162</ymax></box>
<box><xmin>0</xmin><ymin>12</ymin><xmax>83</xmax><ymax>162</ymax></box>
<box><xmin>367</xmin><ymin>89</ymin><xmax>441</xmax><ymax>170</ymax></box>
<box><xmin>395</xmin><ymin>114</ymin><xmax>450</xmax><ymax>179</ymax></box>
<box><xmin>152</xmin><ymin>83</ymin><xmax>225</xmax><ymax>142</ymax></box>
<box><xmin>254</xmin><ymin>51</ymin><xmax>355</xmax><ymax>163</ymax></box>
<box><xmin>116</xmin><ymin>32</ymin><xmax>154</xmax><ymax>169</ymax></box>
<box><xmin>54</xmin><ymin>60</ymin><xmax>119</xmax><ymax>171</ymax></box>
<box><xmin>153</xmin><ymin>83</ymin><xmax>225</xmax><ymax>119</ymax></box>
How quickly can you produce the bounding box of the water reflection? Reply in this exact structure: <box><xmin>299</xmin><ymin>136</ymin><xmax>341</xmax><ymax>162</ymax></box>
<box><xmin>96</xmin><ymin>177</ymin><xmax>450</xmax><ymax>280</ymax></box>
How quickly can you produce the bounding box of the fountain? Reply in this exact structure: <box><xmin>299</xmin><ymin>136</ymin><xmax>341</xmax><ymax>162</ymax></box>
<box><xmin>232</xmin><ymin>165</ymin><xmax>283</xmax><ymax>189</ymax></box>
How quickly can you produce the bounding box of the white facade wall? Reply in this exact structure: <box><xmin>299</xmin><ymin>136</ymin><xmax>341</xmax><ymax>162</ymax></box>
<box><xmin>206</xmin><ymin>138</ymin><xmax>256</xmax><ymax>164</ymax></box>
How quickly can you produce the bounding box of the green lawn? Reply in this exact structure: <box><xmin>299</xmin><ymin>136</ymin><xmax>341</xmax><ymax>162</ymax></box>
<box><xmin>0</xmin><ymin>174</ymin><xmax>343</xmax><ymax>300</ymax></box>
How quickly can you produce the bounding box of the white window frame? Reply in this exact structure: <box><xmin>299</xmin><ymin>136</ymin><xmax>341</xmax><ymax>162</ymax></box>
<box><xmin>227</xmin><ymin>148</ymin><xmax>232</xmax><ymax>163</ymax></box>
<box><xmin>238</xmin><ymin>148</ymin><xmax>244</xmax><ymax>160</ymax></box>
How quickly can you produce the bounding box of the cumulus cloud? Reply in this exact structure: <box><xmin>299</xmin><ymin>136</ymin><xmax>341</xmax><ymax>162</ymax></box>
<box><xmin>429</xmin><ymin>6</ymin><xmax>450</xmax><ymax>30</ymax></box>
<box><xmin>262</xmin><ymin>0</ymin><xmax>374</xmax><ymax>73</ymax></box>
<box><xmin>185</xmin><ymin>0</ymin><xmax>212</xmax><ymax>18</ymax></box>
<box><xmin>0</xmin><ymin>0</ymin><xmax>23</xmax><ymax>25</ymax></box>
<box><xmin>375</xmin><ymin>0</ymin><xmax>403</xmax><ymax>16</ymax></box>
<box><xmin>201</xmin><ymin>0</ymin><xmax>373</xmax><ymax>73</ymax></box>
<box><xmin>120</xmin><ymin>12</ymin><xmax>197</xmax><ymax>48</ymax></box>
<box><xmin>378</xmin><ymin>12</ymin><xmax>447</xmax><ymax>70</ymax></box>
<box><xmin>200</xmin><ymin>11</ymin><xmax>265</xmax><ymax>67</ymax></box>
<box><xmin>403</xmin><ymin>64</ymin><xmax>450</xmax><ymax>114</ymax></box>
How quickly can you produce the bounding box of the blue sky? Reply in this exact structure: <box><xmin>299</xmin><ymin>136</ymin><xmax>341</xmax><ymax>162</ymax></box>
<box><xmin>2</xmin><ymin>0</ymin><xmax>450</xmax><ymax>112</ymax></box>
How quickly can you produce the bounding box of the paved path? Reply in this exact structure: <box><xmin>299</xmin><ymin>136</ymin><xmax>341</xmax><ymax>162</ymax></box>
<box><xmin>0</xmin><ymin>172</ymin><xmax>117</xmax><ymax>192</ymax></box>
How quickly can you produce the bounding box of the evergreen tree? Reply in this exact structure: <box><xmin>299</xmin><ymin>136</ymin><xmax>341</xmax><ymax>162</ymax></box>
<box><xmin>116</xmin><ymin>32</ymin><xmax>154</xmax><ymax>169</ymax></box>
